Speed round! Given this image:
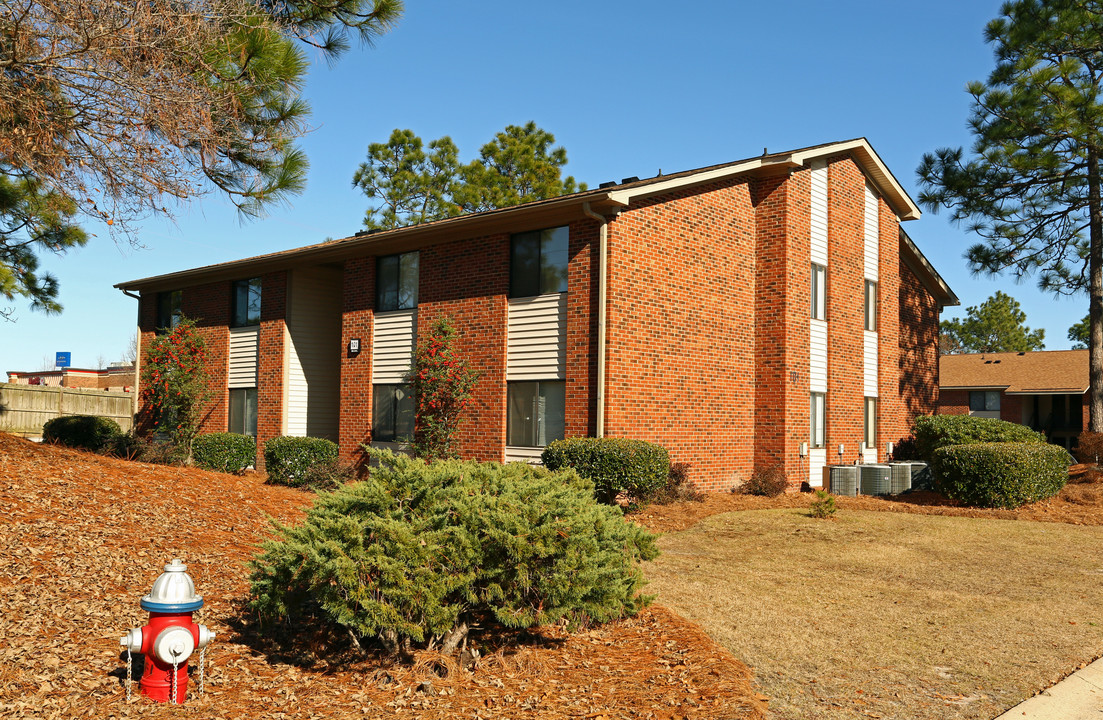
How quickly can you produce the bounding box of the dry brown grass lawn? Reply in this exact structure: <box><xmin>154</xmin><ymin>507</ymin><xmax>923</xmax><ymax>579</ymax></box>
<box><xmin>645</xmin><ymin>508</ymin><xmax>1103</xmax><ymax>720</ymax></box>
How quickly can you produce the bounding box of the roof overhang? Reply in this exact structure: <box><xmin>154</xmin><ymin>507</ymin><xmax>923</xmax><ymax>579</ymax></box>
<box><xmin>901</xmin><ymin>229</ymin><xmax>959</xmax><ymax>309</ymax></box>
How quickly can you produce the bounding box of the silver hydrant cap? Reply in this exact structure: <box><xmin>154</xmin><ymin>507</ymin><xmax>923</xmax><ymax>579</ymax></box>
<box><xmin>139</xmin><ymin>558</ymin><xmax>204</xmax><ymax>613</ymax></box>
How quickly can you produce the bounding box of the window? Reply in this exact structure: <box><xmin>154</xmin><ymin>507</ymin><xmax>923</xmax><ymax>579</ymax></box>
<box><xmin>156</xmin><ymin>290</ymin><xmax>182</xmax><ymax>333</ymax></box>
<box><xmin>373</xmin><ymin>384</ymin><xmax>414</xmax><ymax>443</ymax></box>
<box><xmin>969</xmin><ymin>391</ymin><xmax>1001</xmax><ymax>412</ymax></box>
<box><xmin>507</xmin><ymin>381</ymin><xmax>565</xmax><ymax>447</ymax></box>
<box><xmin>863</xmin><ymin>397</ymin><xmax>878</xmax><ymax>449</ymax></box>
<box><xmin>510</xmin><ymin>226</ymin><xmax>569</xmax><ymax>297</ymax></box>
<box><xmin>229</xmin><ymin>388</ymin><xmax>257</xmax><ymax>437</ymax></box>
<box><xmin>376</xmin><ymin>252</ymin><xmax>419</xmax><ymax>311</ymax></box>
<box><xmin>811</xmin><ymin>264</ymin><xmax>826</xmax><ymax>320</ymax></box>
<box><xmin>864</xmin><ymin>280</ymin><xmax>878</xmax><ymax>331</ymax></box>
<box><xmin>231</xmin><ymin>278</ymin><xmax>262</xmax><ymax>327</ymax></box>
<box><xmin>810</xmin><ymin>392</ymin><xmax>826</xmax><ymax>449</ymax></box>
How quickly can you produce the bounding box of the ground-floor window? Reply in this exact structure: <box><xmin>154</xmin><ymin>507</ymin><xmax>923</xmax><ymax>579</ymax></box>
<box><xmin>229</xmin><ymin>387</ymin><xmax>257</xmax><ymax>437</ymax></box>
<box><xmin>863</xmin><ymin>396</ymin><xmax>878</xmax><ymax>449</ymax></box>
<box><xmin>810</xmin><ymin>392</ymin><xmax>826</xmax><ymax>449</ymax></box>
<box><xmin>373</xmin><ymin>384</ymin><xmax>414</xmax><ymax>442</ymax></box>
<box><xmin>969</xmin><ymin>390</ymin><xmax>1001</xmax><ymax>412</ymax></box>
<box><xmin>507</xmin><ymin>381</ymin><xmax>565</xmax><ymax>447</ymax></box>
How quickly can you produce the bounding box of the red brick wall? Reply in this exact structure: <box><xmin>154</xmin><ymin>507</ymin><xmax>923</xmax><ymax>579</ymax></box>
<box><xmin>339</xmin><ymin>258</ymin><xmax>374</xmax><ymax>467</ymax></box>
<box><xmin>1000</xmin><ymin>393</ymin><xmax>1024</xmax><ymax>425</ymax></box>
<box><xmin>938</xmin><ymin>389</ymin><xmax>969</xmax><ymax>415</ymax></box>
<box><xmin>877</xmin><ymin>197</ymin><xmax>905</xmax><ymax>450</ymax></box>
<box><xmin>900</xmin><ymin>262</ymin><xmax>940</xmax><ymax>423</ymax></box>
<box><xmin>256</xmin><ymin>272</ymin><xmax>288</xmax><ymax>469</ymax></box>
<box><xmin>604</xmin><ymin>177</ymin><xmax>758</xmax><ymax>492</ymax></box>
<box><xmin>418</xmin><ymin>233</ymin><xmax>510</xmax><ymax>462</ymax></box>
<box><xmin>825</xmin><ymin>157</ymin><xmax>867</xmax><ymax>465</ymax></box>
<box><xmin>566</xmin><ymin>219</ymin><xmax>600</xmax><ymax>438</ymax></box>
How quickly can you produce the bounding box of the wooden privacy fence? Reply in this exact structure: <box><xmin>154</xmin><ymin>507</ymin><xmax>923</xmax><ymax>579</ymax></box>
<box><xmin>0</xmin><ymin>383</ymin><xmax>134</xmax><ymax>437</ymax></box>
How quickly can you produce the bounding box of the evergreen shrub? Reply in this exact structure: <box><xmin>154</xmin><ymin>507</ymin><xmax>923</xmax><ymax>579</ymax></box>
<box><xmin>192</xmin><ymin>432</ymin><xmax>255</xmax><ymax>473</ymax></box>
<box><xmin>263</xmin><ymin>436</ymin><xmax>339</xmax><ymax>486</ymax></box>
<box><xmin>42</xmin><ymin>415</ymin><xmax>121</xmax><ymax>451</ymax></box>
<box><xmin>541</xmin><ymin>437</ymin><xmax>670</xmax><ymax>504</ymax></box>
<box><xmin>933</xmin><ymin>442</ymin><xmax>1070</xmax><ymax>509</ymax></box>
<box><xmin>248</xmin><ymin>451</ymin><xmax>658</xmax><ymax>654</ymax></box>
<box><xmin>913</xmin><ymin>414</ymin><xmax>1045</xmax><ymax>462</ymax></box>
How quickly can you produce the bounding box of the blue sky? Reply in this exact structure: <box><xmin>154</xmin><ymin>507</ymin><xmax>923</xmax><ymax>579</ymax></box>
<box><xmin>4</xmin><ymin>0</ymin><xmax>1075</xmax><ymax>373</ymax></box>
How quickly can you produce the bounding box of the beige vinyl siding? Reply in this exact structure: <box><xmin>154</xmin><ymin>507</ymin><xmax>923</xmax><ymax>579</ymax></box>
<box><xmin>505</xmin><ymin>446</ymin><xmax>544</xmax><ymax>465</ymax></box>
<box><xmin>809</xmin><ymin>448</ymin><xmax>826</xmax><ymax>488</ymax></box>
<box><xmin>227</xmin><ymin>326</ymin><xmax>259</xmax><ymax>389</ymax></box>
<box><xmin>810</xmin><ymin>319</ymin><xmax>828</xmax><ymax>393</ymax></box>
<box><xmin>507</xmin><ymin>294</ymin><xmax>566</xmax><ymax>381</ymax></box>
<box><xmin>864</xmin><ymin>330</ymin><xmax>878</xmax><ymax>397</ymax></box>
<box><xmin>372</xmin><ymin>309</ymin><xmax>417</xmax><ymax>384</ymax></box>
<box><xmin>864</xmin><ymin>183</ymin><xmax>879</xmax><ymax>281</ymax></box>
<box><xmin>285</xmin><ymin>267</ymin><xmax>342</xmax><ymax>440</ymax></box>
<box><xmin>810</xmin><ymin>159</ymin><xmax>829</xmax><ymax>266</ymax></box>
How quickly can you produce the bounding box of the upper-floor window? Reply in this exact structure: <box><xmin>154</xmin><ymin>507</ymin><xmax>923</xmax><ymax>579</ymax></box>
<box><xmin>156</xmin><ymin>290</ymin><xmax>182</xmax><ymax>333</ymax></box>
<box><xmin>511</xmin><ymin>226</ymin><xmax>568</xmax><ymax>298</ymax></box>
<box><xmin>231</xmin><ymin>278</ymin><xmax>262</xmax><ymax>327</ymax></box>
<box><xmin>811</xmin><ymin>263</ymin><xmax>826</xmax><ymax>320</ymax></box>
<box><xmin>377</xmin><ymin>251</ymin><xmax>419</xmax><ymax>311</ymax></box>
<box><xmin>864</xmin><ymin>280</ymin><xmax>878</xmax><ymax>331</ymax></box>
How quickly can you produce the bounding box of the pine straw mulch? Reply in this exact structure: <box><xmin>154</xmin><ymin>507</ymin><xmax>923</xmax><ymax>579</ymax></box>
<box><xmin>0</xmin><ymin>433</ymin><xmax>767</xmax><ymax>720</ymax></box>
<box><xmin>631</xmin><ymin>462</ymin><xmax>1103</xmax><ymax>533</ymax></box>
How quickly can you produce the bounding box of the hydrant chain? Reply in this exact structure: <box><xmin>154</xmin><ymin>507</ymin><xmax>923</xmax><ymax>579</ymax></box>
<box><xmin>125</xmin><ymin>647</ymin><xmax>132</xmax><ymax>703</ymax></box>
<box><xmin>171</xmin><ymin>658</ymin><xmax>178</xmax><ymax>705</ymax></box>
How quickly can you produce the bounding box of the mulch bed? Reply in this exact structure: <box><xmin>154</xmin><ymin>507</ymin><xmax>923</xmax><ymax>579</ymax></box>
<box><xmin>632</xmin><ymin>463</ymin><xmax>1103</xmax><ymax>533</ymax></box>
<box><xmin>0</xmin><ymin>433</ymin><xmax>767</xmax><ymax>719</ymax></box>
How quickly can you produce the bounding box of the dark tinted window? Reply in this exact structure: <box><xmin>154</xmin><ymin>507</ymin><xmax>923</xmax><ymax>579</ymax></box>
<box><xmin>376</xmin><ymin>252</ymin><xmax>419</xmax><ymax>311</ymax></box>
<box><xmin>510</xmin><ymin>226</ymin><xmax>568</xmax><ymax>297</ymax></box>
<box><xmin>231</xmin><ymin>278</ymin><xmax>262</xmax><ymax>327</ymax></box>
<box><xmin>373</xmin><ymin>384</ymin><xmax>415</xmax><ymax>442</ymax></box>
<box><xmin>156</xmin><ymin>290</ymin><xmax>182</xmax><ymax>333</ymax></box>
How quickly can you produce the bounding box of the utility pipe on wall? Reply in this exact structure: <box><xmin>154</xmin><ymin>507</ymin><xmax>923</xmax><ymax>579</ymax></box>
<box><xmin>581</xmin><ymin>202</ymin><xmax>608</xmax><ymax>438</ymax></box>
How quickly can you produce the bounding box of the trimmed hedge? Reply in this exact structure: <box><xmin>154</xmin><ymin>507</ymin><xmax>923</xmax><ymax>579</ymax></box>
<box><xmin>263</xmin><ymin>436</ymin><xmax>339</xmax><ymax>487</ymax></box>
<box><xmin>541</xmin><ymin>437</ymin><xmax>670</xmax><ymax>504</ymax></box>
<box><xmin>933</xmin><ymin>442</ymin><xmax>1070</xmax><ymax>509</ymax></box>
<box><xmin>42</xmin><ymin>415</ymin><xmax>121</xmax><ymax>451</ymax></box>
<box><xmin>913</xmin><ymin>414</ymin><xmax>1045</xmax><ymax>462</ymax></box>
<box><xmin>192</xmin><ymin>432</ymin><xmax>255</xmax><ymax>474</ymax></box>
<box><xmin>249</xmin><ymin>451</ymin><xmax>658</xmax><ymax>654</ymax></box>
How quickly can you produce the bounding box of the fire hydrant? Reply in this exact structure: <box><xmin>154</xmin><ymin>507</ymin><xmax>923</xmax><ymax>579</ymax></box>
<box><xmin>119</xmin><ymin>559</ymin><xmax>215</xmax><ymax>704</ymax></box>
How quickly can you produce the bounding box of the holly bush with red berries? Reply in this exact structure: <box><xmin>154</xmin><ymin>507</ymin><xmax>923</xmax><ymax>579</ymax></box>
<box><xmin>407</xmin><ymin>316</ymin><xmax>479</xmax><ymax>461</ymax></box>
<box><xmin>140</xmin><ymin>317</ymin><xmax>212</xmax><ymax>460</ymax></box>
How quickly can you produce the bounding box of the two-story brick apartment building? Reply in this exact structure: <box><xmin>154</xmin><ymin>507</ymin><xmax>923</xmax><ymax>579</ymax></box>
<box><xmin>116</xmin><ymin>139</ymin><xmax>958</xmax><ymax>491</ymax></box>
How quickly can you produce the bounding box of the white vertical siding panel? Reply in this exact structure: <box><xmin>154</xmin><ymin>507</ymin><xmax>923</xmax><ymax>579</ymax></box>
<box><xmin>507</xmin><ymin>294</ymin><xmax>566</xmax><ymax>380</ymax></box>
<box><xmin>864</xmin><ymin>183</ymin><xmax>879</xmax><ymax>281</ymax></box>
<box><xmin>809</xmin><ymin>448</ymin><xmax>827</xmax><ymax>488</ymax></box>
<box><xmin>809</xmin><ymin>319</ymin><xmax>828</xmax><ymax>392</ymax></box>
<box><xmin>285</xmin><ymin>267</ymin><xmax>343</xmax><ymax>440</ymax></box>
<box><xmin>228</xmin><ymin>327</ymin><xmax>259</xmax><ymax>389</ymax></box>
<box><xmin>372</xmin><ymin>309</ymin><xmax>417</xmax><ymax>383</ymax></box>
<box><xmin>505</xmin><ymin>446</ymin><xmax>545</xmax><ymax>465</ymax></box>
<box><xmin>864</xmin><ymin>330</ymin><xmax>878</xmax><ymax>397</ymax></box>
<box><xmin>810</xmin><ymin>160</ymin><xmax>829</xmax><ymax>266</ymax></box>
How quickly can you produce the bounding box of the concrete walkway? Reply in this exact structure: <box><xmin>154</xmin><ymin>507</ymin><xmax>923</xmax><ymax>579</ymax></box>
<box><xmin>994</xmin><ymin>657</ymin><xmax>1103</xmax><ymax>719</ymax></box>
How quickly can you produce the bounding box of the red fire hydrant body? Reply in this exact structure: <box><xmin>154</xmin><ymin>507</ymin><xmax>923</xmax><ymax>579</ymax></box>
<box><xmin>120</xmin><ymin>559</ymin><xmax>214</xmax><ymax>704</ymax></box>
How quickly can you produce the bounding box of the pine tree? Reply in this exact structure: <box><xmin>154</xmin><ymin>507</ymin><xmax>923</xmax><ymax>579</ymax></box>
<box><xmin>917</xmin><ymin>0</ymin><xmax>1103</xmax><ymax>428</ymax></box>
<box><xmin>1069</xmin><ymin>314</ymin><xmax>1090</xmax><ymax>348</ymax></box>
<box><xmin>940</xmin><ymin>291</ymin><xmax>1045</xmax><ymax>354</ymax></box>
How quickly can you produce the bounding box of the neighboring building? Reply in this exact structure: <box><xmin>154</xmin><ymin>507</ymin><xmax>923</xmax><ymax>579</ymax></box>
<box><xmin>939</xmin><ymin>350</ymin><xmax>1087</xmax><ymax>449</ymax></box>
<box><xmin>116</xmin><ymin>138</ymin><xmax>958</xmax><ymax>490</ymax></box>
<box><xmin>6</xmin><ymin>364</ymin><xmax>135</xmax><ymax>392</ymax></box>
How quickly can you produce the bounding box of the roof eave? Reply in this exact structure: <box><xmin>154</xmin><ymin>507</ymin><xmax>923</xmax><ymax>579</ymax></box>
<box><xmin>901</xmin><ymin>229</ymin><xmax>959</xmax><ymax>309</ymax></box>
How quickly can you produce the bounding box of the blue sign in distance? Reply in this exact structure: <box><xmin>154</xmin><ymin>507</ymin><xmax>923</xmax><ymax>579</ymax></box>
<box><xmin>55</xmin><ymin>352</ymin><xmax>71</xmax><ymax>368</ymax></box>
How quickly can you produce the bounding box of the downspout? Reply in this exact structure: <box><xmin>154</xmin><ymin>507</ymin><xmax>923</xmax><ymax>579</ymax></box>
<box><xmin>582</xmin><ymin>202</ymin><xmax>608</xmax><ymax>438</ymax></box>
<box><xmin>117</xmin><ymin>288</ymin><xmax>141</xmax><ymax>424</ymax></box>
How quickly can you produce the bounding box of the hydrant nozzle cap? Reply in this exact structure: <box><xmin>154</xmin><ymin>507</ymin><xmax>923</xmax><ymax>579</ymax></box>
<box><xmin>140</xmin><ymin>558</ymin><xmax>204</xmax><ymax>613</ymax></box>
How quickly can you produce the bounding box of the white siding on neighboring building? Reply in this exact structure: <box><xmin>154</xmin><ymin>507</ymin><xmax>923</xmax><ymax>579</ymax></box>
<box><xmin>864</xmin><ymin>183</ymin><xmax>879</xmax><ymax>281</ymax></box>
<box><xmin>809</xmin><ymin>448</ymin><xmax>826</xmax><ymax>488</ymax></box>
<box><xmin>507</xmin><ymin>294</ymin><xmax>566</xmax><ymax>381</ymax></box>
<box><xmin>810</xmin><ymin>319</ymin><xmax>828</xmax><ymax>393</ymax></box>
<box><xmin>285</xmin><ymin>267</ymin><xmax>342</xmax><ymax>440</ymax></box>
<box><xmin>864</xmin><ymin>330</ymin><xmax>878</xmax><ymax>397</ymax></box>
<box><xmin>810</xmin><ymin>159</ymin><xmax>829</xmax><ymax>266</ymax></box>
<box><xmin>372</xmin><ymin>309</ymin><xmax>417</xmax><ymax>384</ymax></box>
<box><xmin>228</xmin><ymin>327</ymin><xmax>259</xmax><ymax>389</ymax></box>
